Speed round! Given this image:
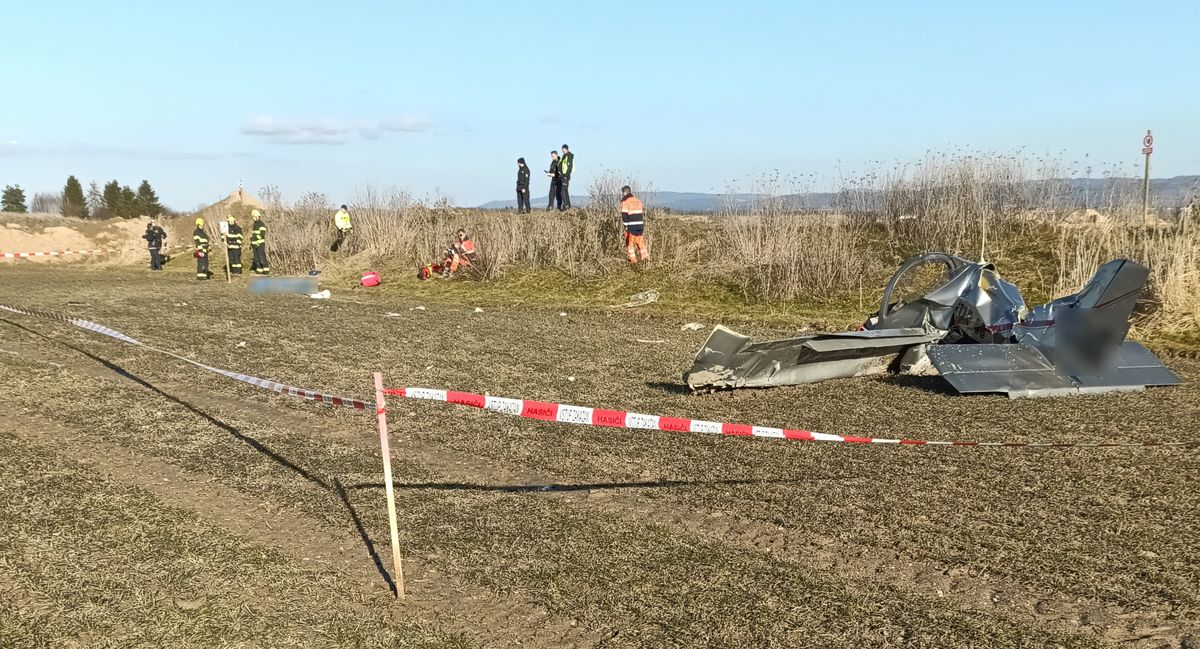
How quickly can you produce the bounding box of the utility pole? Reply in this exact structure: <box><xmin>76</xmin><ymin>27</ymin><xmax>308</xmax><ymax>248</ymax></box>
<box><xmin>1141</xmin><ymin>130</ymin><xmax>1154</xmax><ymax>226</ymax></box>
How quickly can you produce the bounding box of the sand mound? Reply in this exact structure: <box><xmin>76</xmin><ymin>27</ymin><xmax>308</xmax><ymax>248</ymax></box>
<box><xmin>196</xmin><ymin>189</ymin><xmax>264</xmax><ymax>220</ymax></box>
<box><xmin>0</xmin><ymin>214</ymin><xmax>192</xmax><ymax>264</ymax></box>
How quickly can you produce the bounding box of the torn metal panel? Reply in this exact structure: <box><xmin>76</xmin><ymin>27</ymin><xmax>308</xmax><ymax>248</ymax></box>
<box><xmin>683</xmin><ymin>252</ymin><xmax>1182</xmax><ymax>397</ymax></box>
<box><xmin>684</xmin><ymin>325</ymin><xmax>941</xmax><ymax>390</ymax></box>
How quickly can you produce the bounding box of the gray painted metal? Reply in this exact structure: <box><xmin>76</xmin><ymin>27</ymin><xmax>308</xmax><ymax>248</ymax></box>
<box><xmin>929</xmin><ymin>341</ymin><xmax>1182</xmax><ymax>398</ymax></box>
<box><xmin>684</xmin><ymin>325</ymin><xmax>940</xmax><ymax>390</ymax></box>
<box><xmin>682</xmin><ymin>252</ymin><xmax>1182</xmax><ymax>397</ymax></box>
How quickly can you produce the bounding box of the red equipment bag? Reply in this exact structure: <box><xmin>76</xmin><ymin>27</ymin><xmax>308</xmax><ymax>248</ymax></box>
<box><xmin>360</xmin><ymin>271</ymin><xmax>381</xmax><ymax>287</ymax></box>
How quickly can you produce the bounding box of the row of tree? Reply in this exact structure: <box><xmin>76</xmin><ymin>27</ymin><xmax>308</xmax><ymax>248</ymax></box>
<box><xmin>1</xmin><ymin>177</ymin><xmax>165</xmax><ymax>219</ymax></box>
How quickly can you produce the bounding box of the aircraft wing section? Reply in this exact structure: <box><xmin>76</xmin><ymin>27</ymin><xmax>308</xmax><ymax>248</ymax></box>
<box><xmin>928</xmin><ymin>341</ymin><xmax>1182</xmax><ymax>398</ymax></box>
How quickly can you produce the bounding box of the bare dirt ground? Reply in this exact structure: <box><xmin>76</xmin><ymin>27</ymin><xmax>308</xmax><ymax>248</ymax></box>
<box><xmin>1</xmin><ymin>265</ymin><xmax>1198</xmax><ymax>648</ymax></box>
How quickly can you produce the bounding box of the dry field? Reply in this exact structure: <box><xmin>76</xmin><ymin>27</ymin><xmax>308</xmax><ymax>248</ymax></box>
<box><xmin>1</xmin><ymin>264</ymin><xmax>1198</xmax><ymax>648</ymax></box>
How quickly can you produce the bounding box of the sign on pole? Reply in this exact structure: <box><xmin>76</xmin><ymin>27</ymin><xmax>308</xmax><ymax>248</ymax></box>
<box><xmin>1142</xmin><ymin>130</ymin><xmax>1153</xmax><ymax>225</ymax></box>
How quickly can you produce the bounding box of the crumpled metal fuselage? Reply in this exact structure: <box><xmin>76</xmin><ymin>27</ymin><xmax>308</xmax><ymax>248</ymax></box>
<box><xmin>683</xmin><ymin>254</ymin><xmax>1182</xmax><ymax>397</ymax></box>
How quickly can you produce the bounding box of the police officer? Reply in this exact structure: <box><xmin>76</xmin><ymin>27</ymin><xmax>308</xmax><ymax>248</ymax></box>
<box><xmin>559</xmin><ymin>144</ymin><xmax>574</xmax><ymax>210</ymax></box>
<box><xmin>546</xmin><ymin>151</ymin><xmax>562</xmax><ymax>211</ymax></box>
<box><xmin>249</xmin><ymin>209</ymin><xmax>269</xmax><ymax>274</ymax></box>
<box><xmin>516</xmin><ymin>158</ymin><xmax>531</xmax><ymax>213</ymax></box>
<box><xmin>143</xmin><ymin>220</ymin><xmax>167</xmax><ymax>271</ymax></box>
<box><xmin>193</xmin><ymin>218</ymin><xmax>212</xmax><ymax>280</ymax></box>
<box><xmin>224</xmin><ymin>215</ymin><xmax>244</xmax><ymax>274</ymax></box>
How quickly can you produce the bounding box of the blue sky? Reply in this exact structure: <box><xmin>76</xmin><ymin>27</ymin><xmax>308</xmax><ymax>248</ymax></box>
<box><xmin>2</xmin><ymin>0</ymin><xmax>1197</xmax><ymax>209</ymax></box>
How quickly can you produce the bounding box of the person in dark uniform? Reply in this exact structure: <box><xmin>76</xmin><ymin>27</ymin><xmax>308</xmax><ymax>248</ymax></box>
<box><xmin>224</xmin><ymin>215</ymin><xmax>244</xmax><ymax>274</ymax></box>
<box><xmin>143</xmin><ymin>220</ymin><xmax>167</xmax><ymax>271</ymax></box>
<box><xmin>516</xmin><ymin>158</ymin><xmax>531</xmax><ymax>213</ymax></box>
<box><xmin>193</xmin><ymin>218</ymin><xmax>212</xmax><ymax>280</ymax></box>
<box><xmin>559</xmin><ymin>144</ymin><xmax>574</xmax><ymax>210</ymax></box>
<box><xmin>249</xmin><ymin>209</ymin><xmax>269</xmax><ymax>274</ymax></box>
<box><xmin>546</xmin><ymin>150</ymin><xmax>562</xmax><ymax>211</ymax></box>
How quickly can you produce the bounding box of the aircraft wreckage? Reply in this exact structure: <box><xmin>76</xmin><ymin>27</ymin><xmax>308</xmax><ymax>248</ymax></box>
<box><xmin>684</xmin><ymin>253</ymin><xmax>1182</xmax><ymax>398</ymax></box>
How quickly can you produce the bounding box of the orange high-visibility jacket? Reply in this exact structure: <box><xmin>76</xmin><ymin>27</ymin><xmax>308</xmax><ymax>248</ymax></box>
<box><xmin>620</xmin><ymin>196</ymin><xmax>645</xmax><ymax>235</ymax></box>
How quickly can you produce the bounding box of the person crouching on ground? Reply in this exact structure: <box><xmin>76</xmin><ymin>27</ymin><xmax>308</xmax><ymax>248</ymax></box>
<box><xmin>620</xmin><ymin>186</ymin><xmax>649</xmax><ymax>265</ymax></box>
<box><xmin>441</xmin><ymin>229</ymin><xmax>478</xmax><ymax>277</ymax></box>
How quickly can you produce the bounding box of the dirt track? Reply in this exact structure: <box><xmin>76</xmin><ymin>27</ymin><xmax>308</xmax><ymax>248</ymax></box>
<box><xmin>1</xmin><ymin>265</ymin><xmax>1198</xmax><ymax>648</ymax></box>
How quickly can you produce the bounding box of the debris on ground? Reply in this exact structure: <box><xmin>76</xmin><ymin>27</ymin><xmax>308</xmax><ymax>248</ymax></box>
<box><xmin>236</xmin><ymin>341</ymin><xmax>246</xmax><ymax>348</ymax></box>
<box><xmin>473</xmin><ymin>307</ymin><xmax>484</xmax><ymax>314</ymax></box>
<box><xmin>684</xmin><ymin>253</ymin><xmax>1183</xmax><ymax>398</ymax></box>
<box><xmin>558</xmin><ymin>312</ymin><xmax>568</xmax><ymax>317</ymax></box>
<box><xmin>636</xmin><ymin>339</ymin><xmax>667</xmax><ymax>344</ymax></box>
<box><xmin>308</xmin><ymin>289</ymin><xmax>331</xmax><ymax>300</ymax></box>
<box><xmin>252</xmin><ymin>276</ymin><xmax>319</xmax><ymax>296</ymax></box>
<box><xmin>681</xmin><ymin>322</ymin><xmax>704</xmax><ymax>331</ymax></box>
<box><xmin>611</xmin><ymin>289</ymin><xmax>660</xmax><ymax>308</ymax></box>
<box><xmin>385</xmin><ymin>312</ymin><xmax>402</xmax><ymax>318</ymax></box>
<box><xmin>411</xmin><ymin>306</ymin><xmax>427</xmax><ymax>311</ymax></box>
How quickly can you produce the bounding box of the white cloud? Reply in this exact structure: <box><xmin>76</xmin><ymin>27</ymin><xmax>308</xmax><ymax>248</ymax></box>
<box><xmin>242</xmin><ymin>115</ymin><xmax>436</xmax><ymax>145</ymax></box>
<box><xmin>0</xmin><ymin>140</ymin><xmax>27</xmax><ymax>156</ymax></box>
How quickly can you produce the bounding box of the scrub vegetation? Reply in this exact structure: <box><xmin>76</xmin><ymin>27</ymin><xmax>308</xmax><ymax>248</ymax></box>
<box><xmin>0</xmin><ymin>267</ymin><xmax>1198</xmax><ymax>648</ymax></box>
<box><xmin>0</xmin><ymin>151</ymin><xmax>1197</xmax><ymax>647</ymax></box>
<box><xmin>249</xmin><ymin>153</ymin><xmax>1198</xmax><ymax>345</ymax></box>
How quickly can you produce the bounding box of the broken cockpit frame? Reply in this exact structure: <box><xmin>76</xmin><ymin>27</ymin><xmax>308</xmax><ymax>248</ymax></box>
<box><xmin>683</xmin><ymin>253</ymin><xmax>1182</xmax><ymax>398</ymax></box>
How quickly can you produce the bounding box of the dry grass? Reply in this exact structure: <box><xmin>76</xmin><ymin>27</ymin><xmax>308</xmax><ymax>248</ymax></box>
<box><xmin>720</xmin><ymin>211</ymin><xmax>869</xmax><ymax>301</ymax></box>
<box><xmin>3</xmin><ymin>267</ymin><xmax>1199</xmax><ymax>646</ymax></box>
<box><xmin>263</xmin><ymin>192</ymin><xmax>622</xmax><ymax>280</ymax></box>
<box><xmin>1054</xmin><ymin>218</ymin><xmax>1200</xmax><ymax>333</ymax></box>
<box><xmin>716</xmin><ymin>152</ymin><xmax>1198</xmax><ymax>330</ymax></box>
<box><xmin>4</xmin><ymin>151</ymin><xmax>1197</xmax><ymax>340</ymax></box>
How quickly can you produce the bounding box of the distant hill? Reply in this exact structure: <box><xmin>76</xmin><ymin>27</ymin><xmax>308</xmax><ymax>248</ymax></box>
<box><xmin>478</xmin><ymin>191</ymin><xmax>838</xmax><ymax>212</ymax></box>
<box><xmin>1051</xmin><ymin>175</ymin><xmax>1199</xmax><ymax>207</ymax></box>
<box><xmin>478</xmin><ymin>176</ymin><xmax>1198</xmax><ymax>213</ymax></box>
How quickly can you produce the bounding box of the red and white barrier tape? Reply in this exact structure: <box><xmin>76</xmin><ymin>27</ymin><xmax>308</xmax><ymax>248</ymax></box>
<box><xmin>0</xmin><ymin>302</ymin><xmax>1194</xmax><ymax>449</ymax></box>
<box><xmin>0</xmin><ymin>303</ymin><xmax>368</xmax><ymax>410</ymax></box>
<box><xmin>381</xmin><ymin>387</ymin><xmax>1197</xmax><ymax>449</ymax></box>
<box><xmin>2</xmin><ymin>246</ymin><xmax>186</xmax><ymax>260</ymax></box>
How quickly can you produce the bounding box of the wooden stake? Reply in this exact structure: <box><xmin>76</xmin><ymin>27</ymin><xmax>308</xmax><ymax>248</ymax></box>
<box><xmin>219</xmin><ymin>223</ymin><xmax>231</xmax><ymax>284</ymax></box>
<box><xmin>1142</xmin><ymin>147</ymin><xmax>1151</xmax><ymax>227</ymax></box>
<box><xmin>373</xmin><ymin>372</ymin><xmax>405</xmax><ymax>599</ymax></box>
